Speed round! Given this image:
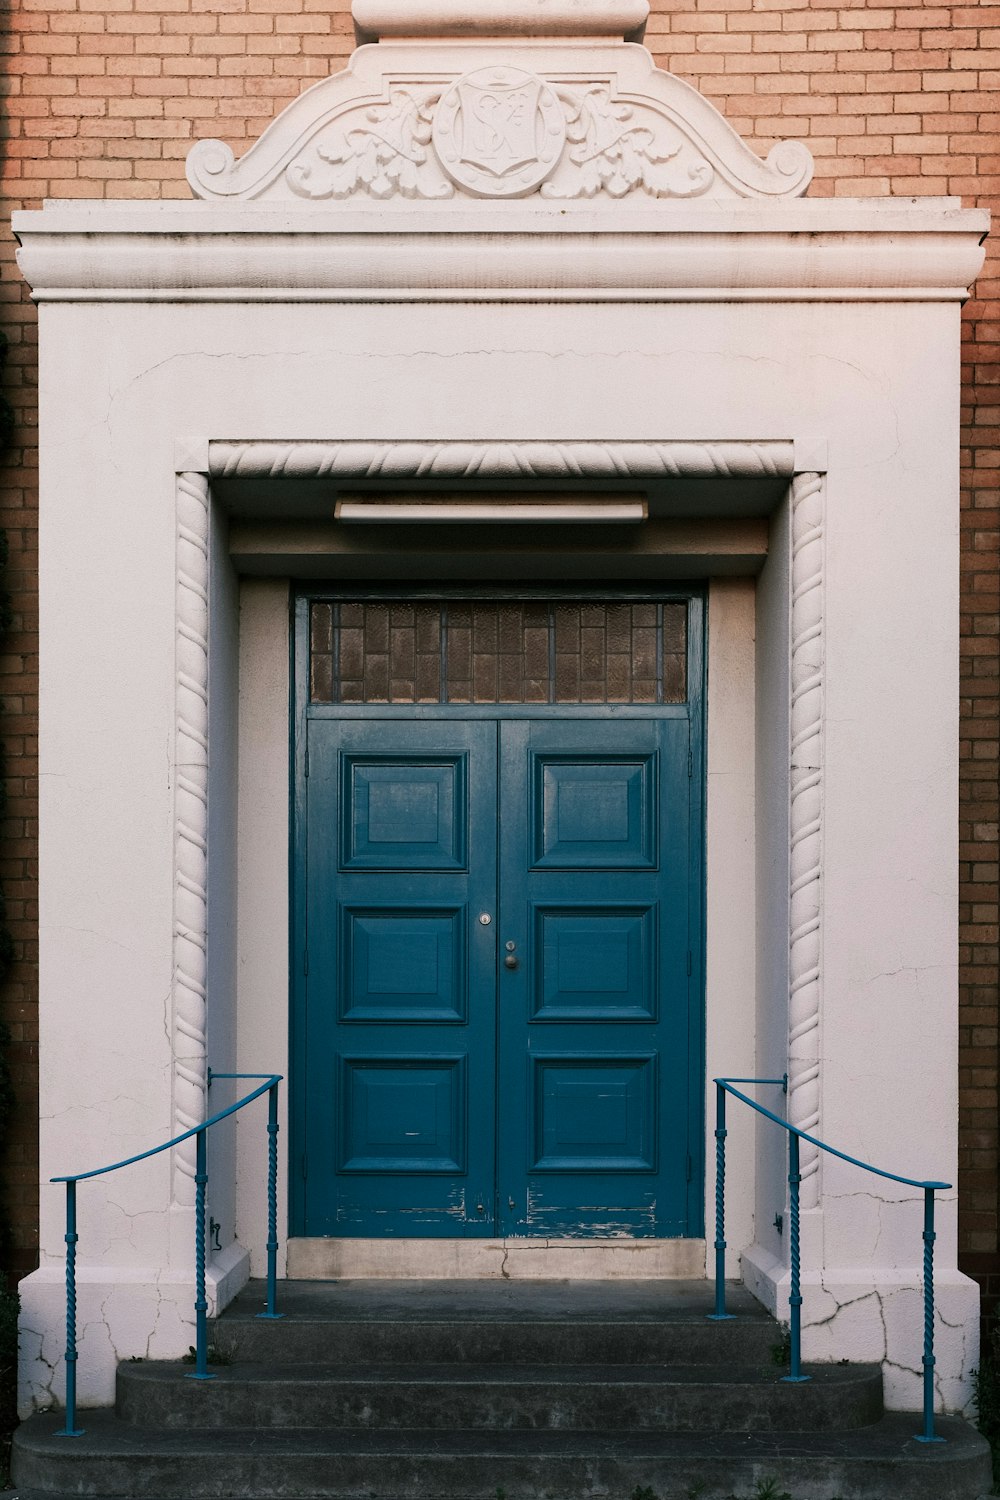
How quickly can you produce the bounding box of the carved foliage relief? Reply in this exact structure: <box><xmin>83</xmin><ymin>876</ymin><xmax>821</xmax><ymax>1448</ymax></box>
<box><xmin>286</xmin><ymin>72</ymin><xmax>717</xmax><ymax>202</ymax></box>
<box><xmin>543</xmin><ymin>86</ymin><xmax>712</xmax><ymax>200</ymax></box>
<box><xmin>189</xmin><ymin>61</ymin><xmax>813</xmax><ymax>202</ymax></box>
<box><xmin>288</xmin><ymin>89</ymin><xmax>451</xmax><ymax>201</ymax></box>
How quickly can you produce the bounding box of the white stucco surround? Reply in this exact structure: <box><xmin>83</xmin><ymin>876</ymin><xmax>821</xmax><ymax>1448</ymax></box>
<box><xmin>12</xmin><ymin>0</ymin><xmax>988</xmax><ymax>1417</ymax></box>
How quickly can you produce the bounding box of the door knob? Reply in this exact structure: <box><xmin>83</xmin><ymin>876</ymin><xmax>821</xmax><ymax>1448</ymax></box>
<box><xmin>504</xmin><ymin>941</ymin><xmax>518</xmax><ymax>971</ymax></box>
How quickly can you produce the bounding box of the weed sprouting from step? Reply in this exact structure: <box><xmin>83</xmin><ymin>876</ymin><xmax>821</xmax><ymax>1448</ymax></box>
<box><xmin>495</xmin><ymin>1487</ymin><xmax>507</xmax><ymax>1500</ymax></box>
<box><xmin>769</xmin><ymin>1324</ymin><xmax>791</xmax><ymax>1369</ymax></box>
<box><xmin>630</xmin><ymin>1486</ymin><xmax>659</xmax><ymax>1500</ymax></box>
<box><xmin>685</xmin><ymin>1482</ymin><xmax>707</xmax><ymax>1500</ymax></box>
<box><xmin>181</xmin><ymin>1344</ymin><xmax>232</xmax><ymax>1367</ymax></box>
<box><xmin>750</xmin><ymin>1480</ymin><xmax>791</xmax><ymax>1500</ymax></box>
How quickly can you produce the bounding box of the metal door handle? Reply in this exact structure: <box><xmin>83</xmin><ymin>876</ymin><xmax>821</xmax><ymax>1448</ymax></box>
<box><xmin>504</xmin><ymin>940</ymin><xmax>518</xmax><ymax>971</ymax></box>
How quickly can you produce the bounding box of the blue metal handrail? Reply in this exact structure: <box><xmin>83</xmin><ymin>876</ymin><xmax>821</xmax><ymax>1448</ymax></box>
<box><xmin>52</xmin><ymin>1070</ymin><xmax>283</xmax><ymax>1438</ymax></box>
<box><xmin>709</xmin><ymin>1075</ymin><xmax>949</xmax><ymax>1445</ymax></box>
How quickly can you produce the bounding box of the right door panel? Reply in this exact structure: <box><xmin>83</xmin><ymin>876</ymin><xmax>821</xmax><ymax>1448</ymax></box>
<box><xmin>497</xmin><ymin>718</ymin><xmax>693</xmax><ymax>1237</ymax></box>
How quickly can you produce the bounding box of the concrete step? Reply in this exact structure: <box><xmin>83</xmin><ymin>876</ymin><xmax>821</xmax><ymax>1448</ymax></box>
<box><xmin>211</xmin><ymin>1278</ymin><xmax>781</xmax><ymax>1367</ymax></box>
<box><xmin>115</xmin><ymin>1358</ymin><xmax>885</xmax><ymax>1433</ymax></box>
<box><xmin>12</xmin><ymin>1409</ymin><xmax>993</xmax><ymax>1500</ymax></box>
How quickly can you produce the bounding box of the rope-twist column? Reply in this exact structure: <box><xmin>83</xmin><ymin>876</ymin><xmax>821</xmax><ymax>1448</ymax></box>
<box><xmin>787</xmin><ymin>472</ymin><xmax>825</xmax><ymax>1209</ymax></box>
<box><xmin>173</xmin><ymin>471</ymin><xmax>210</xmax><ymax>1206</ymax></box>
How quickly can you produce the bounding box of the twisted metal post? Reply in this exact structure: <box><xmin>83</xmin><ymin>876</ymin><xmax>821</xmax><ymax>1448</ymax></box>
<box><xmin>782</xmin><ymin>1130</ymin><xmax>809</xmax><ymax>1383</ymax></box>
<box><xmin>707</xmin><ymin>1082</ymin><xmax>733</xmax><ymax>1321</ymax></box>
<box><xmin>916</xmin><ymin>1187</ymin><xmax>944</xmax><ymax>1444</ymax></box>
<box><xmin>58</xmin><ymin>1180</ymin><xmax>83</xmax><ymax>1437</ymax></box>
<box><xmin>186</xmin><ymin>1128</ymin><xmax>214</xmax><ymax>1382</ymax></box>
<box><xmin>258</xmin><ymin>1081</ymin><xmax>283</xmax><ymax>1321</ymax></box>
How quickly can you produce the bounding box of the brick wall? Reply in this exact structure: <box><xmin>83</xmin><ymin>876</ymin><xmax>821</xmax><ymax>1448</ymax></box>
<box><xmin>0</xmin><ymin>0</ymin><xmax>996</xmax><ymax>1292</ymax></box>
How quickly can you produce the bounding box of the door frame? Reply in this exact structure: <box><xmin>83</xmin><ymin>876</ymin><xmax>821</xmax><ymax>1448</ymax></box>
<box><xmin>289</xmin><ymin>584</ymin><xmax>707</xmax><ymax>1240</ymax></box>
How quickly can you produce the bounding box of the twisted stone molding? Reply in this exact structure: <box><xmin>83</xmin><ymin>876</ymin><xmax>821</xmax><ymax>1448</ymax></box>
<box><xmin>172</xmin><ymin>471</ymin><xmax>211</xmax><ymax>1206</ymax></box>
<box><xmin>176</xmin><ymin>439</ymin><xmax>826</xmax><ymax>1222</ymax></box>
<box><xmin>787</xmin><ymin>470</ymin><xmax>825</xmax><ymax>1208</ymax></box>
<box><xmin>208</xmin><ymin>439</ymin><xmax>796</xmax><ymax>481</ymax></box>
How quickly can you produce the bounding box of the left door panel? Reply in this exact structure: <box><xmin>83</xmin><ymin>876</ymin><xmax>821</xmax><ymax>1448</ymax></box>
<box><xmin>302</xmin><ymin>719</ymin><xmax>499</xmax><ymax>1235</ymax></box>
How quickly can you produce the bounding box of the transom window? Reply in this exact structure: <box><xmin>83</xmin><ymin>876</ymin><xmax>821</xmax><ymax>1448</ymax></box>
<box><xmin>309</xmin><ymin>598</ymin><xmax>687</xmax><ymax>705</ymax></box>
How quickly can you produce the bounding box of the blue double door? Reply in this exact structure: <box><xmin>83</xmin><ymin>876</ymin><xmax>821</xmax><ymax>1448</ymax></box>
<box><xmin>299</xmin><ymin>714</ymin><xmax>700</xmax><ymax>1238</ymax></box>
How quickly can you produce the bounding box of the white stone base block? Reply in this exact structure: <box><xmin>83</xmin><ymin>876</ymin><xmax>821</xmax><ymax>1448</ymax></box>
<box><xmin>742</xmin><ymin>1242</ymin><xmax>980</xmax><ymax>1415</ymax></box>
<box><xmin>287</xmin><ymin>1237</ymin><xmax>707</xmax><ymax>1280</ymax></box>
<box><xmin>17</xmin><ymin>1243</ymin><xmax>251</xmax><ymax>1417</ymax></box>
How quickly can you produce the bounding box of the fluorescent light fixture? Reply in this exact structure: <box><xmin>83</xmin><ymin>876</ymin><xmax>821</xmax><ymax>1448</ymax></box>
<box><xmin>334</xmin><ymin>494</ymin><xmax>648</xmax><ymax>524</ymax></box>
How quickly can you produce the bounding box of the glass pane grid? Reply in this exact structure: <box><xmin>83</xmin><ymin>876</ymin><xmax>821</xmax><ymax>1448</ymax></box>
<box><xmin>310</xmin><ymin>600</ymin><xmax>687</xmax><ymax>706</ymax></box>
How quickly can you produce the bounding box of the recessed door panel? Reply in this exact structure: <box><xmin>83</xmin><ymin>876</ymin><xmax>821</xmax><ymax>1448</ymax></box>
<box><xmin>533</xmin><ymin>906</ymin><xmax>657</xmax><ymax>1021</ymax></box>
<box><xmin>339</xmin><ymin>1055</ymin><xmax>466</xmax><ymax>1173</ymax></box>
<box><xmin>341</xmin><ymin>755</ymin><xmax>468</xmax><ymax>870</ymax></box>
<box><xmin>340</xmin><ymin>906</ymin><xmax>467</xmax><ymax>1022</ymax></box>
<box><xmin>532</xmin><ymin>755</ymin><xmax>657</xmax><ymax>869</ymax></box>
<box><xmin>531</xmin><ymin>1054</ymin><xmax>657</xmax><ymax>1172</ymax></box>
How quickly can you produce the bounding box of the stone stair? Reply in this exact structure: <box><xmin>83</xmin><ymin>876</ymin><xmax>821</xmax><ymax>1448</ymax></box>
<box><xmin>10</xmin><ymin>1277</ymin><xmax>993</xmax><ymax>1500</ymax></box>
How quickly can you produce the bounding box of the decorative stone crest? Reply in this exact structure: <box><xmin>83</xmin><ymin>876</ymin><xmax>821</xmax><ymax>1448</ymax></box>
<box><xmin>433</xmin><ymin>67</ymin><xmax>565</xmax><ymax>197</ymax></box>
<box><xmin>185</xmin><ymin>12</ymin><xmax>813</xmax><ymax>202</ymax></box>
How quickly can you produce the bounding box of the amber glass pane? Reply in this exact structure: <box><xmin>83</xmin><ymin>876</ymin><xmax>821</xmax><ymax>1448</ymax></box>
<box><xmin>309</xmin><ymin>600</ymin><xmax>687</xmax><ymax>705</ymax></box>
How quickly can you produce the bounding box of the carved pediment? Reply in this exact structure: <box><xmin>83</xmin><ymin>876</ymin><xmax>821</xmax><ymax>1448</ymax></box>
<box><xmin>187</xmin><ymin>22</ymin><xmax>812</xmax><ymax>204</ymax></box>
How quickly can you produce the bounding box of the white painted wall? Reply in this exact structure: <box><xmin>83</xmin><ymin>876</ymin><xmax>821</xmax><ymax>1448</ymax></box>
<box><xmin>235</xmin><ymin>579</ymin><xmax>291</xmax><ymax>1280</ymax></box>
<box><xmin>750</xmin><ymin>488</ymin><xmax>793</xmax><ymax>1276</ymax></box>
<box><xmin>15</xmin><ymin>279</ymin><xmax>981</xmax><ymax>1412</ymax></box>
<box><xmin>705</xmin><ymin>578</ymin><xmax>757</xmax><ymax>1277</ymax></box>
<box><xmin>205</xmin><ymin>505</ymin><xmax>241</xmax><ymax>1271</ymax></box>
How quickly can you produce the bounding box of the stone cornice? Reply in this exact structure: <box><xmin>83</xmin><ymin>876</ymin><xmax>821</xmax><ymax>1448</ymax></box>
<box><xmin>12</xmin><ymin>200</ymin><xmax>989</xmax><ymax>303</ymax></box>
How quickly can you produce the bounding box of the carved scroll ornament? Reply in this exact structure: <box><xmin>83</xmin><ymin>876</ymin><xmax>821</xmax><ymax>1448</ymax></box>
<box><xmin>187</xmin><ymin>47</ymin><xmax>813</xmax><ymax>203</ymax></box>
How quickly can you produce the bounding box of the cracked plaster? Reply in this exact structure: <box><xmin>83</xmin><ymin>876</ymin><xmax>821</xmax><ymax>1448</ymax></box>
<box><xmin>742</xmin><ymin>1244</ymin><xmax>979</xmax><ymax>1415</ymax></box>
<box><xmin>17</xmin><ymin>1246</ymin><xmax>250</xmax><ymax>1416</ymax></box>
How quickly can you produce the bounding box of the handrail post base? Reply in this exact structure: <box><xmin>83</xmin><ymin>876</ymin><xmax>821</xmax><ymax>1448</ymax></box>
<box><xmin>256</xmin><ymin>1311</ymin><xmax>285</xmax><ymax>1321</ymax></box>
